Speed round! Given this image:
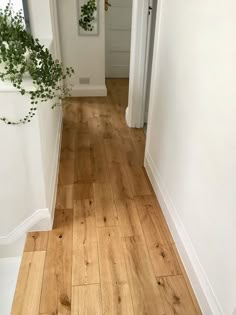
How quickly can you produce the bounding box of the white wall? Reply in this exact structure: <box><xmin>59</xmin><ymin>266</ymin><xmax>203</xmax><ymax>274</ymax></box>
<box><xmin>0</xmin><ymin>88</ymin><xmax>46</xmax><ymax>237</ymax></box>
<box><xmin>0</xmin><ymin>0</ymin><xmax>23</xmax><ymax>12</ymax></box>
<box><xmin>0</xmin><ymin>1</ymin><xmax>62</xmax><ymax>256</ymax></box>
<box><xmin>57</xmin><ymin>0</ymin><xmax>107</xmax><ymax>96</ymax></box>
<box><xmin>0</xmin><ymin>79</ymin><xmax>62</xmax><ymax>253</ymax></box>
<box><xmin>145</xmin><ymin>1</ymin><xmax>236</xmax><ymax>314</ymax></box>
<box><xmin>27</xmin><ymin>0</ymin><xmax>53</xmax><ymax>39</ymax></box>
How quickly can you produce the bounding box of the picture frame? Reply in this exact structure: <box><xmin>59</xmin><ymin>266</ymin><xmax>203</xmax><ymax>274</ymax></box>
<box><xmin>77</xmin><ymin>0</ymin><xmax>99</xmax><ymax>36</ymax></box>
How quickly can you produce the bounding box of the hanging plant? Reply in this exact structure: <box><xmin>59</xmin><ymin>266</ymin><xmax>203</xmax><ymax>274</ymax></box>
<box><xmin>0</xmin><ymin>4</ymin><xmax>74</xmax><ymax>125</ymax></box>
<box><xmin>79</xmin><ymin>0</ymin><xmax>97</xmax><ymax>32</ymax></box>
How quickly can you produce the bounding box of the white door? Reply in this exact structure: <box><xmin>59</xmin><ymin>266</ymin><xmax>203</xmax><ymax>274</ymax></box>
<box><xmin>105</xmin><ymin>0</ymin><xmax>133</xmax><ymax>78</ymax></box>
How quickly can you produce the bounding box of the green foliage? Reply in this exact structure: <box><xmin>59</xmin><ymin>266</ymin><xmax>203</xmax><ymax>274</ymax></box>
<box><xmin>0</xmin><ymin>4</ymin><xmax>74</xmax><ymax>125</ymax></box>
<box><xmin>79</xmin><ymin>0</ymin><xmax>97</xmax><ymax>32</ymax></box>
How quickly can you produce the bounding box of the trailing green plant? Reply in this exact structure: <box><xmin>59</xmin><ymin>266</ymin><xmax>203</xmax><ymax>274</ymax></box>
<box><xmin>0</xmin><ymin>4</ymin><xmax>74</xmax><ymax>125</ymax></box>
<box><xmin>79</xmin><ymin>0</ymin><xmax>97</xmax><ymax>32</ymax></box>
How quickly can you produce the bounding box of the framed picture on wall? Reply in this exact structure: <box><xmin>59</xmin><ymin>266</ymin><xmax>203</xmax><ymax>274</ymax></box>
<box><xmin>78</xmin><ymin>0</ymin><xmax>99</xmax><ymax>36</ymax></box>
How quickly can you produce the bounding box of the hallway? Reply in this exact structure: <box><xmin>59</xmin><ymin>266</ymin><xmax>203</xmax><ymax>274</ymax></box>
<box><xmin>11</xmin><ymin>79</ymin><xmax>201</xmax><ymax>314</ymax></box>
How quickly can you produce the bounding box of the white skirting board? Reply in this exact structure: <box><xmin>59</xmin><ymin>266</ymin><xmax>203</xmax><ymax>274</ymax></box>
<box><xmin>71</xmin><ymin>85</ymin><xmax>107</xmax><ymax>97</ymax></box>
<box><xmin>0</xmin><ymin>208</ymin><xmax>51</xmax><ymax>246</ymax></box>
<box><xmin>144</xmin><ymin>152</ymin><xmax>224</xmax><ymax>315</ymax></box>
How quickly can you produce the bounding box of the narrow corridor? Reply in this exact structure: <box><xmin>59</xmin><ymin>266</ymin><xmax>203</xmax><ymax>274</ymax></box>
<box><xmin>11</xmin><ymin>79</ymin><xmax>201</xmax><ymax>315</ymax></box>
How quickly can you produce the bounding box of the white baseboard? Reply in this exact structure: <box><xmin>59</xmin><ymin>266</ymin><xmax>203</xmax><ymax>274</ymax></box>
<box><xmin>125</xmin><ymin>106</ymin><xmax>132</xmax><ymax>127</ymax></box>
<box><xmin>0</xmin><ymin>208</ymin><xmax>51</xmax><ymax>246</ymax></box>
<box><xmin>71</xmin><ymin>85</ymin><xmax>107</xmax><ymax>97</ymax></box>
<box><xmin>144</xmin><ymin>152</ymin><xmax>224</xmax><ymax>315</ymax></box>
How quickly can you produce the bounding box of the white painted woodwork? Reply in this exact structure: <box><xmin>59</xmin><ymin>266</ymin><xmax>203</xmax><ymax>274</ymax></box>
<box><xmin>105</xmin><ymin>0</ymin><xmax>132</xmax><ymax>78</ymax></box>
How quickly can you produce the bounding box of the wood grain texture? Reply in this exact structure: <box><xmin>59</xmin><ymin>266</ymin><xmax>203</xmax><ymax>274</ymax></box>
<box><xmin>101</xmin><ymin>282</ymin><xmax>134</xmax><ymax>315</ymax></box>
<box><xmin>76</xmin><ymin>133</ymin><xmax>91</xmax><ymax>153</ymax></box>
<box><xmin>95</xmin><ymin>198</ymin><xmax>118</xmax><ymax>227</ymax></box>
<box><xmin>149</xmin><ymin>243</ymin><xmax>181</xmax><ymax>277</ymax></box>
<box><xmin>91</xmin><ymin>139</ymin><xmax>110</xmax><ymax>183</ymax></box>
<box><xmin>72</xmin><ymin>243</ymin><xmax>99</xmax><ymax>286</ymax></box>
<box><xmin>56</xmin><ymin>184</ymin><xmax>74</xmax><ymax>209</ymax></box>
<box><xmin>59</xmin><ymin>159</ymin><xmax>75</xmax><ymax>184</ymax></box>
<box><xmin>11</xmin><ymin>251</ymin><xmax>45</xmax><ymax>315</ymax></box>
<box><xmin>109</xmin><ymin>164</ymin><xmax>133</xmax><ymax>199</ymax></box>
<box><xmin>24</xmin><ymin>231</ymin><xmax>48</xmax><ymax>252</ymax></box>
<box><xmin>74</xmin><ymin>150</ymin><xmax>94</xmax><ymax>183</ymax></box>
<box><xmin>98</xmin><ymin>226</ymin><xmax>134</xmax><ymax>314</ymax></box>
<box><xmin>123</xmin><ymin>236</ymin><xmax>165</xmax><ymax>315</ymax></box>
<box><xmin>115</xmin><ymin>198</ymin><xmax>142</xmax><ymax>237</ymax></box>
<box><xmin>73</xmin><ymin>199</ymin><xmax>97</xmax><ymax>244</ymax></box>
<box><xmin>72</xmin><ymin>284</ymin><xmax>102</xmax><ymax>315</ymax></box>
<box><xmin>97</xmin><ymin>227</ymin><xmax>127</xmax><ymax>284</ymax></box>
<box><xmin>125</xmin><ymin>165</ymin><xmax>152</xmax><ymax>196</ymax></box>
<box><xmin>104</xmin><ymin>139</ymin><xmax>124</xmax><ymax>165</ymax></box>
<box><xmin>173</xmin><ymin>245</ymin><xmax>203</xmax><ymax>315</ymax></box>
<box><xmin>74</xmin><ymin>183</ymin><xmax>94</xmax><ymax>200</ymax></box>
<box><xmin>61</xmin><ymin>129</ymin><xmax>76</xmax><ymax>160</ymax></box>
<box><xmin>40</xmin><ymin>210</ymin><xmax>73</xmax><ymax>315</ymax></box>
<box><xmin>94</xmin><ymin>182</ymin><xmax>113</xmax><ymax>200</ymax></box>
<box><xmin>157</xmin><ymin>275</ymin><xmax>199</xmax><ymax>315</ymax></box>
<box><xmin>135</xmin><ymin>195</ymin><xmax>174</xmax><ymax>245</ymax></box>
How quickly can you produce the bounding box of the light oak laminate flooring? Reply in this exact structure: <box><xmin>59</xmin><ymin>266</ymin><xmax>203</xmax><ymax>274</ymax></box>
<box><xmin>11</xmin><ymin>79</ymin><xmax>201</xmax><ymax>315</ymax></box>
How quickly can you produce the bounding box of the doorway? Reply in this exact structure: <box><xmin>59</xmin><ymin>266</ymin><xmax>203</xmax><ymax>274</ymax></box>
<box><xmin>105</xmin><ymin>0</ymin><xmax>133</xmax><ymax>78</ymax></box>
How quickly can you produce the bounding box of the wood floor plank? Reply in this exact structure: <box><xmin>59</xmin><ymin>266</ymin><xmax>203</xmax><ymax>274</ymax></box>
<box><xmin>109</xmin><ymin>164</ymin><xmax>133</xmax><ymax>199</ymax></box>
<box><xmin>72</xmin><ymin>284</ymin><xmax>102</xmax><ymax>315</ymax></box>
<box><xmin>11</xmin><ymin>251</ymin><xmax>45</xmax><ymax>315</ymax></box>
<box><xmin>63</xmin><ymin>103</ymin><xmax>79</xmax><ymax>125</ymax></box>
<box><xmin>24</xmin><ymin>231</ymin><xmax>48</xmax><ymax>252</ymax></box>
<box><xmin>40</xmin><ymin>210</ymin><xmax>73</xmax><ymax>315</ymax></box>
<box><xmin>77</xmin><ymin>121</ymin><xmax>89</xmax><ymax>134</ymax></box>
<box><xmin>56</xmin><ymin>184</ymin><xmax>74</xmax><ymax>210</ymax></box>
<box><xmin>73</xmin><ymin>200</ymin><xmax>97</xmax><ymax>244</ymax></box>
<box><xmin>61</xmin><ymin>128</ymin><xmax>76</xmax><ymax>160</ymax></box>
<box><xmin>123</xmin><ymin>236</ymin><xmax>165</xmax><ymax>315</ymax></box>
<box><xmin>72</xmin><ymin>243</ymin><xmax>100</xmax><ymax>286</ymax></box>
<box><xmin>74</xmin><ymin>183</ymin><xmax>94</xmax><ymax>200</ymax></box>
<box><xmin>98</xmin><ymin>227</ymin><xmax>134</xmax><ymax>315</ymax></box>
<box><xmin>97</xmin><ymin>227</ymin><xmax>127</xmax><ymax>284</ymax></box>
<box><xmin>135</xmin><ymin>195</ymin><xmax>174</xmax><ymax>245</ymax></box>
<box><xmin>149</xmin><ymin>243</ymin><xmax>181</xmax><ymax>277</ymax></box>
<box><xmin>91</xmin><ymin>140</ymin><xmax>110</xmax><ymax>183</ymax></box>
<box><xmin>75</xmin><ymin>133</ymin><xmax>90</xmax><ymax>152</ymax></box>
<box><xmin>88</xmin><ymin>117</ymin><xmax>104</xmax><ymax>140</ymax></box>
<box><xmin>74</xmin><ymin>150</ymin><xmax>94</xmax><ymax>183</ymax></box>
<box><xmin>115</xmin><ymin>198</ymin><xmax>142</xmax><ymax>237</ymax></box>
<box><xmin>94</xmin><ymin>182</ymin><xmax>113</xmax><ymax>200</ymax></box>
<box><xmin>120</xmin><ymin>137</ymin><xmax>142</xmax><ymax>167</ymax></box>
<box><xmin>59</xmin><ymin>159</ymin><xmax>75</xmax><ymax>185</ymax></box>
<box><xmin>101</xmin><ymin>282</ymin><xmax>134</xmax><ymax>315</ymax></box>
<box><xmin>173</xmin><ymin>245</ymin><xmax>202</xmax><ymax>314</ymax></box>
<box><xmin>101</xmin><ymin>116</ymin><xmax>116</xmax><ymax>139</ymax></box>
<box><xmin>125</xmin><ymin>165</ymin><xmax>152</xmax><ymax>196</ymax></box>
<box><xmin>129</xmin><ymin>128</ymin><xmax>145</xmax><ymax>143</ymax></box>
<box><xmin>157</xmin><ymin>275</ymin><xmax>199</xmax><ymax>315</ymax></box>
<box><xmin>95</xmin><ymin>198</ymin><xmax>118</xmax><ymax>227</ymax></box>
<box><xmin>104</xmin><ymin>139</ymin><xmax>124</xmax><ymax>165</ymax></box>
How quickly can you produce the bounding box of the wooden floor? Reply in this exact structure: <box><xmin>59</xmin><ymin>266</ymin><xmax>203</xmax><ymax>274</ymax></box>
<box><xmin>11</xmin><ymin>79</ymin><xmax>202</xmax><ymax>315</ymax></box>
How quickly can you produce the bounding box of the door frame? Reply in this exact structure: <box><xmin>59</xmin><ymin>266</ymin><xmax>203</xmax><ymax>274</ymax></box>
<box><xmin>126</xmin><ymin>0</ymin><xmax>161</xmax><ymax>128</ymax></box>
